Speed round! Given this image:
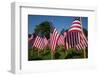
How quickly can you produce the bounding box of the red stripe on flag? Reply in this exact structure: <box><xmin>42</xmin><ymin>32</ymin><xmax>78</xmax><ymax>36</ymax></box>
<box><xmin>50</xmin><ymin>28</ymin><xmax>59</xmax><ymax>52</ymax></box>
<box><xmin>33</xmin><ymin>35</ymin><xmax>45</xmax><ymax>50</ymax></box>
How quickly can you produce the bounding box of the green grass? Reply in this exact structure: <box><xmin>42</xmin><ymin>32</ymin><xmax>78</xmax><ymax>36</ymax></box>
<box><xmin>28</xmin><ymin>45</ymin><xmax>88</xmax><ymax>61</ymax></box>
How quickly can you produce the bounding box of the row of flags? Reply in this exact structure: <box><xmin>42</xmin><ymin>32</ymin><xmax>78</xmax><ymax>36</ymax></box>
<box><xmin>28</xmin><ymin>17</ymin><xmax>88</xmax><ymax>53</ymax></box>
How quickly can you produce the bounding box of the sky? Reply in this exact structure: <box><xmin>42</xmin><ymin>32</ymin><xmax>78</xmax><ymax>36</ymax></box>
<box><xmin>28</xmin><ymin>15</ymin><xmax>88</xmax><ymax>34</ymax></box>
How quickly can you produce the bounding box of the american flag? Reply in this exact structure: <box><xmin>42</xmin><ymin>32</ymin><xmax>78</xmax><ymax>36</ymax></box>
<box><xmin>33</xmin><ymin>33</ymin><xmax>45</xmax><ymax>50</ymax></box>
<box><xmin>66</xmin><ymin>31</ymin><xmax>81</xmax><ymax>49</ymax></box>
<box><xmin>28</xmin><ymin>34</ymin><xmax>33</xmax><ymax>48</ymax></box>
<box><xmin>57</xmin><ymin>32</ymin><xmax>64</xmax><ymax>46</ymax></box>
<box><xmin>49</xmin><ymin>25</ymin><xmax>60</xmax><ymax>52</ymax></box>
<box><xmin>69</xmin><ymin>17</ymin><xmax>82</xmax><ymax>32</ymax></box>
<box><xmin>28</xmin><ymin>33</ymin><xmax>36</xmax><ymax>48</ymax></box>
<box><xmin>65</xmin><ymin>17</ymin><xmax>88</xmax><ymax>50</ymax></box>
<box><xmin>76</xmin><ymin>32</ymin><xmax>88</xmax><ymax>50</ymax></box>
<box><xmin>64</xmin><ymin>31</ymin><xmax>69</xmax><ymax>50</ymax></box>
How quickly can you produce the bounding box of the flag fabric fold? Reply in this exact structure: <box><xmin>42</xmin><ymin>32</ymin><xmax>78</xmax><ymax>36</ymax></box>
<box><xmin>65</xmin><ymin>17</ymin><xmax>88</xmax><ymax>50</ymax></box>
<box><xmin>33</xmin><ymin>33</ymin><xmax>45</xmax><ymax>50</ymax></box>
<box><xmin>49</xmin><ymin>25</ymin><xmax>60</xmax><ymax>52</ymax></box>
<box><xmin>57</xmin><ymin>33</ymin><xmax>64</xmax><ymax>46</ymax></box>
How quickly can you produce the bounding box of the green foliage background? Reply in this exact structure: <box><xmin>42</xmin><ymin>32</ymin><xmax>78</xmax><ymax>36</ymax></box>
<box><xmin>34</xmin><ymin>21</ymin><xmax>51</xmax><ymax>39</ymax></box>
<box><xmin>28</xmin><ymin>45</ymin><xmax>88</xmax><ymax>61</ymax></box>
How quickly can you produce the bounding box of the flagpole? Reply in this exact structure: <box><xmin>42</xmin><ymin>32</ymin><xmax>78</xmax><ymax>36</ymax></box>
<box><xmin>30</xmin><ymin>48</ymin><xmax>33</xmax><ymax>57</ymax></box>
<box><xmin>43</xmin><ymin>47</ymin><xmax>46</xmax><ymax>54</ymax></box>
<box><xmin>30</xmin><ymin>47</ymin><xmax>34</xmax><ymax>57</ymax></box>
<box><xmin>51</xmin><ymin>51</ymin><xmax>54</xmax><ymax>59</ymax></box>
<box><xmin>83</xmin><ymin>48</ymin><xmax>86</xmax><ymax>58</ymax></box>
<box><xmin>38</xmin><ymin>49</ymin><xmax>40</xmax><ymax>56</ymax></box>
<box><xmin>44</xmin><ymin>48</ymin><xmax>45</xmax><ymax>54</ymax></box>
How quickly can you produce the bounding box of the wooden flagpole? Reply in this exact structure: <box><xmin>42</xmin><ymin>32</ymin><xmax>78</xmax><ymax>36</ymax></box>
<box><xmin>44</xmin><ymin>49</ymin><xmax>45</xmax><ymax>54</ymax></box>
<box><xmin>32</xmin><ymin>48</ymin><xmax>34</xmax><ymax>56</ymax></box>
<box><xmin>31</xmin><ymin>48</ymin><xmax>33</xmax><ymax>56</ymax></box>
<box><xmin>44</xmin><ymin>47</ymin><xmax>46</xmax><ymax>54</ymax></box>
<box><xmin>51</xmin><ymin>51</ymin><xmax>54</xmax><ymax>59</ymax></box>
<box><xmin>38</xmin><ymin>49</ymin><xmax>40</xmax><ymax>56</ymax></box>
<box><xmin>83</xmin><ymin>48</ymin><xmax>86</xmax><ymax>58</ymax></box>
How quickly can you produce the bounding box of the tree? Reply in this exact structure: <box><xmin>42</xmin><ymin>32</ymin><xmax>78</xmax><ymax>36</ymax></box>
<box><xmin>34</xmin><ymin>21</ymin><xmax>51</xmax><ymax>39</ymax></box>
